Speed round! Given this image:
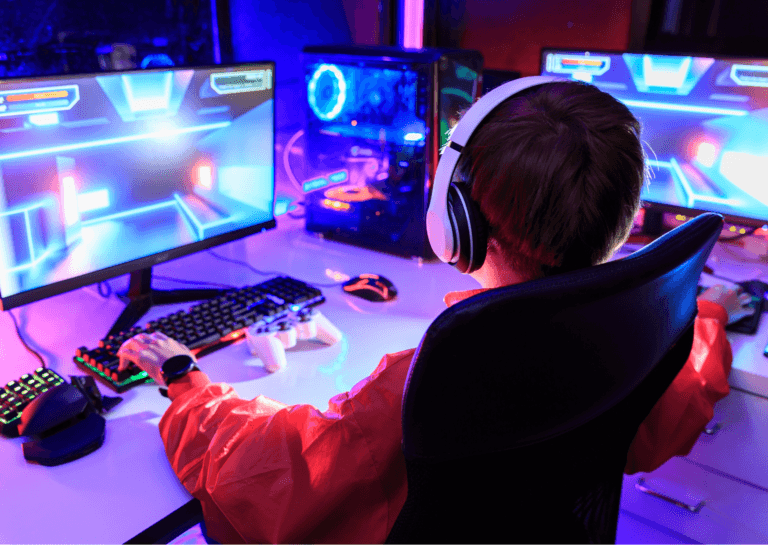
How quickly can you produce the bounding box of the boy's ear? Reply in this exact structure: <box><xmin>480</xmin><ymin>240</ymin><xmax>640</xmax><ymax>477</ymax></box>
<box><xmin>487</xmin><ymin>236</ymin><xmax>502</xmax><ymax>255</ymax></box>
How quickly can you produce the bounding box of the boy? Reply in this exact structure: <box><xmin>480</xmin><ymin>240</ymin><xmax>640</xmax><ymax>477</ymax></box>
<box><xmin>118</xmin><ymin>80</ymin><xmax>750</xmax><ymax>544</ymax></box>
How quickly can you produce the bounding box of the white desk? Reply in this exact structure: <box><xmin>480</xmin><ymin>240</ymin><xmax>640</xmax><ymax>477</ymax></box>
<box><xmin>0</xmin><ymin>215</ymin><xmax>478</xmax><ymax>544</ymax></box>
<box><xmin>2</xmin><ymin>216</ymin><xmax>768</xmax><ymax>544</ymax></box>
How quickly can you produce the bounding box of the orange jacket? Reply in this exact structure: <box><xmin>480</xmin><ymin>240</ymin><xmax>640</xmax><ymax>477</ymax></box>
<box><xmin>159</xmin><ymin>291</ymin><xmax>733</xmax><ymax>544</ymax></box>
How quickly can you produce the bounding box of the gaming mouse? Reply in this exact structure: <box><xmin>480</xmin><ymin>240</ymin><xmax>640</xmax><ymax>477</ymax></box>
<box><xmin>342</xmin><ymin>274</ymin><xmax>398</xmax><ymax>302</ymax></box>
<box><xmin>18</xmin><ymin>382</ymin><xmax>106</xmax><ymax>466</ymax></box>
<box><xmin>19</xmin><ymin>383</ymin><xmax>88</xmax><ymax>437</ymax></box>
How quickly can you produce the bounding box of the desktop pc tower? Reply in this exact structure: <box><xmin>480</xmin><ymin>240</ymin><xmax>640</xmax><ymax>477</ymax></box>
<box><xmin>301</xmin><ymin>45</ymin><xmax>483</xmax><ymax>259</ymax></box>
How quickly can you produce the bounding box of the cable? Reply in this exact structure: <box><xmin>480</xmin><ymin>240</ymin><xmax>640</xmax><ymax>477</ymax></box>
<box><xmin>8</xmin><ymin>310</ymin><xmax>46</xmax><ymax>369</ymax></box>
<box><xmin>282</xmin><ymin>129</ymin><xmax>306</xmax><ymax>193</ymax></box>
<box><xmin>207</xmin><ymin>250</ymin><xmax>285</xmax><ymax>276</ymax></box>
<box><xmin>152</xmin><ymin>274</ymin><xmax>237</xmax><ymax>290</ymax></box>
<box><xmin>206</xmin><ymin>250</ymin><xmax>345</xmax><ymax>288</ymax></box>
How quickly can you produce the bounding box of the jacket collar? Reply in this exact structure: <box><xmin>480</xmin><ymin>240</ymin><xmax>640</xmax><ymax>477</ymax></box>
<box><xmin>443</xmin><ymin>288</ymin><xmax>489</xmax><ymax>307</ymax></box>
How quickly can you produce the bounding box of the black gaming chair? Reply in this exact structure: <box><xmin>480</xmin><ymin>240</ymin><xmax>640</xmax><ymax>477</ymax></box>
<box><xmin>386</xmin><ymin>212</ymin><xmax>724</xmax><ymax>544</ymax></box>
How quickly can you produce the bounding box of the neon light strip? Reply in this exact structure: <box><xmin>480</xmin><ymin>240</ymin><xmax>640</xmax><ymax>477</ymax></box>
<box><xmin>648</xmin><ymin>158</ymin><xmax>741</xmax><ymax>208</ymax></box>
<box><xmin>80</xmin><ymin>200</ymin><xmax>177</xmax><ymax>226</ymax></box>
<box><xmin>619</xmin><ymin>99</ymin><xmax>747</xmax><ymax>117</ymax></box>
<box><xmin>23</xmin><ymin>210</ymin><xmax>35</xmax><ymax>262</ymax></box>
<box><xmin>210</xmin><ymin>0</ymin><xmax>222</xmax><ymax>64</ymax></box>
<box><xmin>0</xmin><ymin>201</ymin><xmax>47</xmax><ymax>218</ymax></box>
<box><xmin>172</xmin><ymin>194</ymin><xmax>204</xmax><ymax>240</ymax></box>
<box><xmin>173</xmin><ymin>193</ymin><xmax>238</xmax><ymax>238</ymax></box>
<box><xmin>401</xmin><ymin>0</ymin><xmax>424</xmax><ymax>49</ymax></box>
<box><xmin>668</xmin><ymin>158</ymin><xmax>695</xmax><ymax>207</ymax></box>
<box><xmin>2</xmin><ymin>247</ymin><xmax>54</xmax><ymax>273</ymax></box>
<box><xmin>0</xmin><ymin>122</ymin><xmax>230</xmax><ymax>161</ymax></box>
<box><xmin>173</xmin><ymin>198</ymin><xmax>200</xmax><ymax>240</ymax></box>
<box><xmin>199</xmin><ymin>215</ymin><xmax>239</xmax><ymax>231</ymax></box>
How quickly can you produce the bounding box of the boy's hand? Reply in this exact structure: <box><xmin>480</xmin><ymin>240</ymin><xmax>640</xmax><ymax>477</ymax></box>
<box><xmin>117</xmin><ymin>331</ymin><xmax>196</xmax><ymax>386</ymax></box>
<box><xmin>698</xmin><ymin>284</ymin><xmax>756</xmax><ymax>325</ymax></box>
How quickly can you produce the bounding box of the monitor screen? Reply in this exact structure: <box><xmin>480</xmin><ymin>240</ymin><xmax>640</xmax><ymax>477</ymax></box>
<box><xmin>541</xmin><ymin>49</ymin><xmax>768</xmax><ymax>226</ymax></box>
<box><xmin>0</xmin><ymin>63</ymin><xmax>276</xmax><ymax>309</ymax></box>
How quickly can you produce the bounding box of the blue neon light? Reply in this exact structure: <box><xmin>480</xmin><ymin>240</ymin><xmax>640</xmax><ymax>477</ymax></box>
<box><xmin>0</xmin><ymin>201</ymin><xmax>48</xmax><ymax>218</ymax></box>
<box><xmin>172</xmin><ymin>194</ymin><xmax>204</xmax><ymax>240</ymax></box>
<box><xmin>172</xmin><ymin>194</ymin><xmax>237</xmax><ymax>239</ymax></box>
<box><xmin>80</xmin><ymin>200</ymin><xmax>177</xmax><ymax>227</ymax></box>
<box><xmin>328</xmin><ymin>170</ymin><xmax>349</xmax><ymax>183</ymax></box>
<box><xmin>303</xmin><ymin>178</ymin><xmax>328</xmax><ymax>192</ymax></box>
<box><xmin>618</xmin><ymin>99</ymin><xmax>748</xmax><ymax>117</ymax></box>
<box><xmin>140</xmin><ymin>53</ymin><xmax>175</xmax><ymax>69</ymax></box>
<box><xmin>0</xmin><ymin>122</ymin><xmax>230</xmax><ymax>162</ymax></box>
<box><xmin>24</xmin><ymin>210</ymin><xmax>35</xmax><ymax>263</ymax></box>
<box><xmin>308</xmin><ymin>64</ymin><xmax>347</xmax><ymax>121</ymax></box>
<box><xmin>274</xmin><ymin>197</ymin><xmax>296</xmax><ymax>216</ymax></box>
<box><xmin>0</xmin><ymin>201</ymin><xmax>57</xmax><ymax>274</ymax></box>
<box><xmin>3</xmin><ymin>247</ymin><xmax>54</xmax><ymax>274</ymax></box>
<box><xmin>647</xmin><ymin>158</ymin><xmax>741</xmax><ymax>207</ymax></box>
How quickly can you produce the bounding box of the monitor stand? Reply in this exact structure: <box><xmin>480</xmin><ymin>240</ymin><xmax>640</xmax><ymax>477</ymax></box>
<box><xmin>107</xmin><ymin>268</ymin><xmax>224</xmax><ymax>338</ymax></box>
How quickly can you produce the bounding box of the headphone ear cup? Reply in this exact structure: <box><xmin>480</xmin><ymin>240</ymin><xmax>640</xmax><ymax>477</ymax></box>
<box><xmin>447</xmin><ymin>183</ymin><xmax>488</xmax><ymax>274</ymax></box>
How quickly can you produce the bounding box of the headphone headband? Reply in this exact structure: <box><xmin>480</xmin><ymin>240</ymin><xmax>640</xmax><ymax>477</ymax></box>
<box><xmin>426</xmin><ymin>75</ymin><xmax>564</xmax><ymax>267</ymax></box>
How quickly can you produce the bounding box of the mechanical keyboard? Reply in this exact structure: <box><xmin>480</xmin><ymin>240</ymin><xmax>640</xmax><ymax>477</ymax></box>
<box><xmin>1</xmin><ymin>367</ymin><xmax>68</xmax><ymax>438</ymax></box>
<box><xmin>73</xmin><ymin>276</ymin><xmax>325</xmax><ymax>392</ymax></box>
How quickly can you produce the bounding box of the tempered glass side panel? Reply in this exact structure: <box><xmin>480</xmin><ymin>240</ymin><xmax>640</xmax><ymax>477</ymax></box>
<box><xmin>438</xmin><ymin>56</ymin><xmax>482</xmax><ymax>149</ymax></box>
<box><xmin>303</xmin><ymin>55</ymin><xmax>432</xmax><ymax>257</ymax></box>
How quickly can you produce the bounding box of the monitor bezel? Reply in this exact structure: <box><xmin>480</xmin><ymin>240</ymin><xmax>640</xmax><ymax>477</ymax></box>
<box><xmin>540</xmin><ymin>46</ymin><xmax>768</xmax><ymax>229</ymax></box>
<box><xmin>0</xmin><ymin>61</ymin><xmax>277</xmax><ymax>311</ymax></box>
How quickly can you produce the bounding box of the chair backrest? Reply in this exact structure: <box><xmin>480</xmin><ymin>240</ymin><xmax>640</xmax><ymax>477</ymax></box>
<box><xmin>387</xmin><ymin>213</ymin><xmax>723</xmax><ymax>544</ymax></box>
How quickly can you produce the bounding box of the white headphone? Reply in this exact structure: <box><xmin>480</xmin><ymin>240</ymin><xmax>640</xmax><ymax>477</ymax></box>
<box><xmin>426</xmin><ymin>75</ymin><xmax>563</xmax><ymax>273</ymax></box>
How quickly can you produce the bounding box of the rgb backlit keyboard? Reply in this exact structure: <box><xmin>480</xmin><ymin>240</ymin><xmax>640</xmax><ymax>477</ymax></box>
<box><xmin>1</xmin><ymin>368</ymin><xmax>67</xmax><ymax>438</ymax></box>
<box><xmin>73</xmin><ymin>276</ymin><xmax>325</xmax><ymax>392</ymax></box>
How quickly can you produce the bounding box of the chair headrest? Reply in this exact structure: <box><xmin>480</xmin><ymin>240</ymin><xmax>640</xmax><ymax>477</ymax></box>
<box><xmin>402</xmin><ymin>213</ymin><xmax>724</xmax><ymax>459</ymax></box>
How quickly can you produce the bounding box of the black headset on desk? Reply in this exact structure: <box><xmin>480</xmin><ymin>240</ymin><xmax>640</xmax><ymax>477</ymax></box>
<box><xmin>425</xmin><ymin>75</ymin><xmax>563</xmax><ymax>274</ymax></box>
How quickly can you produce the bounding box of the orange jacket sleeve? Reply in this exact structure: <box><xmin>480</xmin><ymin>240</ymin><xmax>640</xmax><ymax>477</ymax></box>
<box><xmin>625</xmin><ymin>299</ymin><xmax>733</xmax><ymax>474</ymax></box>
<box><xmin>158</xmin><ymin>349</ymin><xmax>414</xmax><ymax>544</ymax></box>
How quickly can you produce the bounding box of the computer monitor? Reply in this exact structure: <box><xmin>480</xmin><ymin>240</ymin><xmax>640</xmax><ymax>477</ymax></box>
<box><xmin>0</xmin><ymin>63</ymin><xmax>276</xmax><ymax>335</ymax></box>
<box><xmin>541</xmin><ymin>49</ymin><xmax>768</xmax><ymax>230</ymax></box>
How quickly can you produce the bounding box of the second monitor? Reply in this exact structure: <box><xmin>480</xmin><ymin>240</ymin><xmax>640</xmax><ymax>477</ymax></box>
<box><xmin>541</xmin><ymin>49</ymin><xmax>768</xmax><ymax>229</ymax></box>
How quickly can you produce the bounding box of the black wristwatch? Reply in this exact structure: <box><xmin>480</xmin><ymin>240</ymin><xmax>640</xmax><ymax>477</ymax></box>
<box><xmin>161</xmin><ymin>355</ymin><xmax>199</xmax><ymax>386</ymax></box>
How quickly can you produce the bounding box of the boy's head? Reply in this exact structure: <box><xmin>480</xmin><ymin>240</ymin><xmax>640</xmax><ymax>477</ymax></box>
<box><xmin>455</xmin><ymin>81</ymin><xmax>647</xmax><ymax>282</ymax></box>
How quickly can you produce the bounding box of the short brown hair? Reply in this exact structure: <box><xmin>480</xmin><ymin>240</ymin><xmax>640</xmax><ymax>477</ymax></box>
<box><xmin>455</xmin><ymin>81</ymin><xmax>646</xmax><ymax>280</ymax></box>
